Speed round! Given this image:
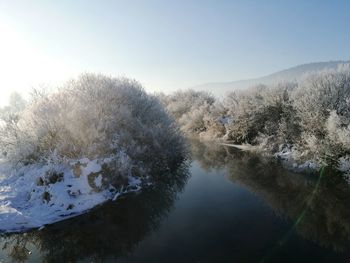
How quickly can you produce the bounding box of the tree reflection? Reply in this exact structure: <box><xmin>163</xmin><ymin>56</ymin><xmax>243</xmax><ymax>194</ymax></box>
<box><xmin>188</xmin><ymin>139</ymin><xmax>236</xmax><ymax>171</ymax></box>
<box><xmin>0</xmin><ymin>161</ymin><xmax>190</xmax><ymax>262</ymax></box>
<box><xmin>193</xmin><ymin>140</ymin><xmax>350</xmax><ymax>252</ymax></box>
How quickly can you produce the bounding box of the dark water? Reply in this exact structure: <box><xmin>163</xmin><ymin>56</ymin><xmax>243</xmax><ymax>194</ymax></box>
<box><xmin>2</xmin><ymin>140</ymin><xmax>350</xmax><ymax>262</ymax></box>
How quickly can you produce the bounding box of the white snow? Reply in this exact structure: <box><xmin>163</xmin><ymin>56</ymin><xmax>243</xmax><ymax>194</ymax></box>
<box><xmin>275</xmin><ymin>146</ymin><xmax>320</xmax><ymax>172</ymax></box>
<box><xmin>337</xmin><ymin>156</ymin><xmax>350</xmax><ymax>176</ymax></box>
<box><xmin>94</xmin><ymin>174</ymin><xmax>103</xmax><ymax>188</ymax></box>
<box><xmin>0</xmin><ymin>157</ymin><xmax>143</xmax><ymax>233</ymax></box>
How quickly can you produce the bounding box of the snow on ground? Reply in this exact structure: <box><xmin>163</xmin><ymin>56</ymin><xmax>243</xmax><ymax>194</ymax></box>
<box><xmin>0</xmin><ymin>158</ymin><xmax>143</xmax><ymax>233</ymax></box>
<box><xmin>275</xmin><ymin>147</ymin><xmax>320</xmax><ymax>172</ymax></box>
<box><xmin>260</xmin><ymin>148</ymin><xmax>319</xmax><ymax>172</ymax></box>
<box><xmin>218</xmin><ymin>142</ymin><xmax>258</xmax><ymax>152</ymax></box>
<box><xmin>337</xmin><ymin>156</ymin><xmax>350</xmax><ymax>177</ymax></box>
<box><xmin>219</xmin><ymin>142</ymin><xmax>322</xmax><ymax>173</ymax></box>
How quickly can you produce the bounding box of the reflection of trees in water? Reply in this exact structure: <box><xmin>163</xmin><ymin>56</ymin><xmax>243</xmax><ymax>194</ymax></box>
<box><xmin>193</xmin><ymin>141</ymin><xmax>350</xmax><ymax>252</ymax></box>
<box><xmin>189</xmin><ymin>139</ymin><xmax>236</xmax><ymax>171</ymax></box>
<box><xmin>0</xmin><ymin>161</ymin><xmax>190</xmax><ymax>262</ymax></box>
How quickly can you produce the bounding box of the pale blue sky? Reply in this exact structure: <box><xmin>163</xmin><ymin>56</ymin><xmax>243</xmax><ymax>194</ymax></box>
<box><xmin>0</xmin><ymin>0</ymin><xmax>350</xmax><ymax>104</ymax></box>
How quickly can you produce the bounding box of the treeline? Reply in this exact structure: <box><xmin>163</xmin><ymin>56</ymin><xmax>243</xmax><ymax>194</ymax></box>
<box><xmin>1</xmin><ymin>66</ymin><xmax>350</xmax><ymax>173</ymax></box>
<box><xmin>160</xmin><ymin>65</ymin><xmax>350</xmax><ymax>171</ymax></box>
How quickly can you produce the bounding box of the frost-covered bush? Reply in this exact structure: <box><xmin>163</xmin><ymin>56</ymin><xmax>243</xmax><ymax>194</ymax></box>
<box><xmin>160</xmin><ymin>90</ymin><xmax>225</xmax><ymax>138</ymax></box>
<box><xmin>200</xmin><ymin>101</ymin><xmax>227</xmax><ymax>139</ymax></box>
<box><xmin>292</xmin><ymin>65</ymin><xmax>350</xmax><ymax>164</ymax></box>
<box><xmin>161</xmin><ymin>90</ymin><xmax>214</xmax><ymax>120</ymax></box>
<box><xmin>293</xmin><ymin>64</ymin><xmax>350</xmax><ymax>138</ymax></box>
<box><xmin>223</xmin><ymin>84</ymin><xmax>299</xmax><ymax>148</ymax></box>
<box><xmin>224</xmin><ymin>85</ymin><xmax>271</xmax><ymax>143</ymax></box>
<box><xmin>326</xmin><ymin>111</ymin><xmax>350</xmax><ymax>152</ymax></box>
<box><xmin>0</xmin><ymin>74</ymin><xmax>186</xmax><ymax>179</ymax></box>
<box><xmin>0</xmin><ymin>92</ymin><xmax>26</xmax><ymax>128</ymax></box>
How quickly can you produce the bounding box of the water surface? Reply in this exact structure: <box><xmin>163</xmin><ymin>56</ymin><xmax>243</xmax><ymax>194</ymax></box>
<box><xmin>2</xmin><ymin>140</ymin><xmax>350</xmax><ymax>262</ymax></box>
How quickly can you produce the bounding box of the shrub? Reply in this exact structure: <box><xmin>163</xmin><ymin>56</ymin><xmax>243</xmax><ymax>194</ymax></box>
<box><xmin>223</xmin><ymin>83</ymin><xmax>299</xmax><ymax>148</ymax></box>
<box><xmin>292</xmin><ymin>65</ymin><xmax>350</xmax><ymax>163</ymax></box>
<box><xmin>160</xmin><ymin>90</ymin><xmax>225</xmax><ymax>137</ymax></box>
<box><xmin>293</xmin><ymin>64</ymin><xmax>350</xmax><ymax>138</ymax></box>
<box><xmin>0</xmin><ymin>74</ymin><xmax>186</xmax><ymax>175</ymax></box>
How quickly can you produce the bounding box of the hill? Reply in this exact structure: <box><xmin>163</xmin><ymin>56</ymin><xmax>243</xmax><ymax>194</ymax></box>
<box><xmin>192</xmin><ymin>60</ymin><xmax>350</xmax><ymax>95</ymax></box>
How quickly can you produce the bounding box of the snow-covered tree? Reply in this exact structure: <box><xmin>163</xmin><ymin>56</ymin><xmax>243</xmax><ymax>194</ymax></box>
<box><xmin>160</xmin><ymin>90</ymin><xmax>225</xmax><ymax>138</ymax></box>
<box><xmin>0</xmin><ymin>74</ymin><xmax>186</xmax><ymax>175</ymax></box>
<box><xmin>293</xmin><ymin>64</ymin><xmax>350</xmax><ymax>138</ymax></box>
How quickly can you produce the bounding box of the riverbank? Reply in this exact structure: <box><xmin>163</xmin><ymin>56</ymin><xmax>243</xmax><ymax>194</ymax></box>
<box><xmin>0</xmin><ymin>157</ymin><xmax>145</xmax><ymax>233</ymax></box>
<box><xmin>216</xmin><ymin>141</ymin><xmax>332</xmax><ymax>175</ymax></box>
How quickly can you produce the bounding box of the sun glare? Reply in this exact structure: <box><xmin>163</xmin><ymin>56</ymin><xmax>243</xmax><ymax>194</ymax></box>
<box><xmin>0</xmin><ymin>23</ymin><xmax>74</xmax><ymax>106</ymax></box>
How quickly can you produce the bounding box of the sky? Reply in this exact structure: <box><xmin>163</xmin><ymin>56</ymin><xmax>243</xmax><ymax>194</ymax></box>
<box><xmin>0</xmin><ymin>0</ymin><xmax>350</xmax><ymax>105</ymax></box>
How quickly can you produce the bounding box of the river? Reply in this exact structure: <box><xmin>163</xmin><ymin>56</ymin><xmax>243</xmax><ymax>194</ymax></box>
<box><xmin>1</xmin><ymin>140</ymin><xmax>350</xmax><ymax>262</ymax></box>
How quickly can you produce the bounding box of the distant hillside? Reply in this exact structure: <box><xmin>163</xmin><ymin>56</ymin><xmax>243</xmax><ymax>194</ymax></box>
<box><xmin>192</xmin><ymin>60</ymin><xmax>350</xmax><ymax>95</ymax></box>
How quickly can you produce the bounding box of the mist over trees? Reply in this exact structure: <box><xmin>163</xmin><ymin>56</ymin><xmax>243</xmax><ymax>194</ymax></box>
<box><xmin>160</xmin><ymin>65</ymin><xmax>350</xmax><ymax>172</ymax></box>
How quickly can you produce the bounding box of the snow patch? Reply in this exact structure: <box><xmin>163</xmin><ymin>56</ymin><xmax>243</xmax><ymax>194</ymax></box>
<box><xmin>338</xmin><ymin>156</ymin><xmax>350</xmax><ymax>176</ymax></box>
<box><xmin>0</xmin><ymin>157</ymin><xmax>144</xmax><ymax>233</ymax></box>
<box><xmin>94</xmin><ymin>174</ymin><xmax>103</xmax><ymax>188</ymax></box>
<box><xmin>275</xmin><ymin>146</ymin><xmax>320</xmax><ymax>173</ymax></box>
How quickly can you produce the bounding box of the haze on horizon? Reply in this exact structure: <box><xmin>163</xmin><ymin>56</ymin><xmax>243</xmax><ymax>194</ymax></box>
<box><xmin>0</xmin><ymin>0</ymin><xmax>350</xmax><ymax>105</ymax></box>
